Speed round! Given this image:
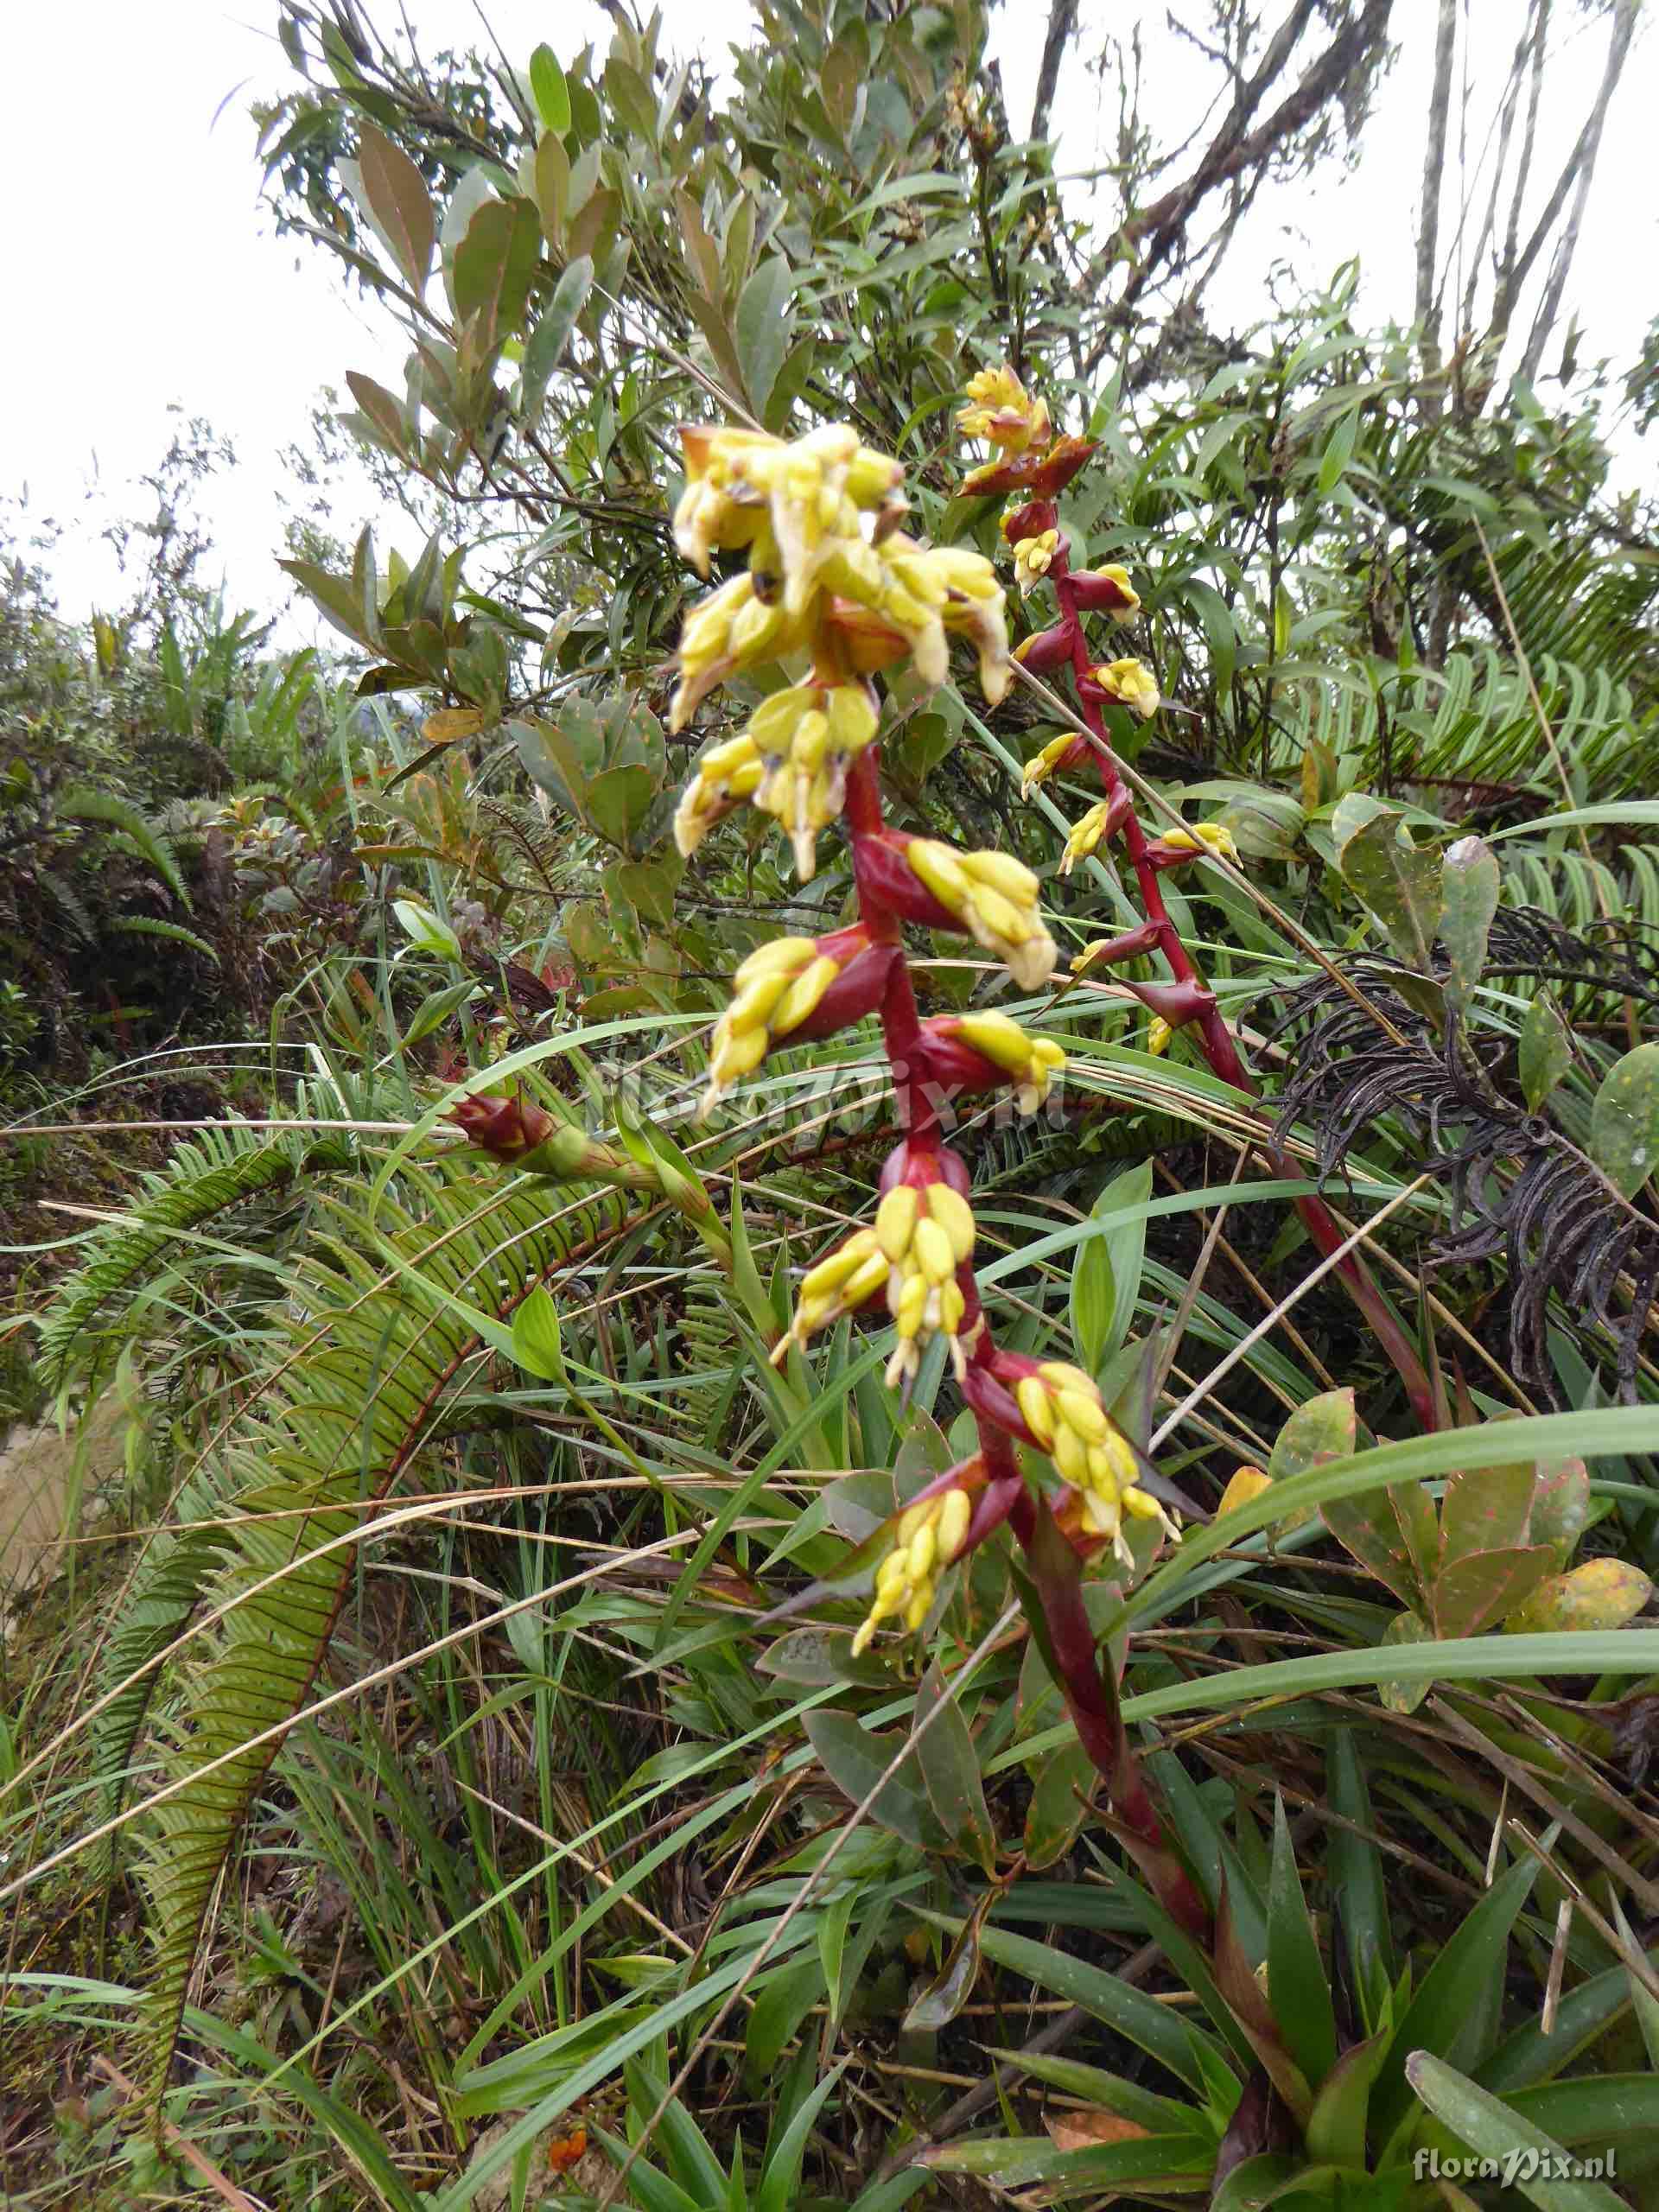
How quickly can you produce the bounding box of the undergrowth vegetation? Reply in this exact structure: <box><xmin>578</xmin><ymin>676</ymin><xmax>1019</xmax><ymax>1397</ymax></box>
<box><xmin>4</xmin><ymin>3</ymin><xmax>1659</xmax><ymax>2207</ymax></box>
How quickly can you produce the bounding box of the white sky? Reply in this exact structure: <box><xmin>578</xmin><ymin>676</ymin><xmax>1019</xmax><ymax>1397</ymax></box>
<box><xmin>3</xmin><ymin>0</ymin><xmax>1654</xmax><ymax>634</ymax></box>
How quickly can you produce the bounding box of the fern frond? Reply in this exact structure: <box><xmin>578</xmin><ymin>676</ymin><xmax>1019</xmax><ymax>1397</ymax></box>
<box><xmin>36</xmin><ymin>1123</ymin><xmax>348</xmax><ymax>1394</ymax></box>
<box><xmin>109</xmin><ymin>917</ymin><xmax>221</xmax><ymax>964</ymax></box>
<box><xmin>58</xmin><ymin>788</ymin><xmax>190</xmax><ymax>906</ymax></box>
<box><xmin>126</xmin><ymin>1156</ymin><xmax>632</xmax><ymax>2120</ymax></box>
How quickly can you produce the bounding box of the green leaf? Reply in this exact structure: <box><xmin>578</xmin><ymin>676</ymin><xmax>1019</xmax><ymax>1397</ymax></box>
<box><xmin>1338</xmin><ymin>808</ymin><xmax>1442</xmax><ymax>971</ymax></box>
<box><xmin>1371</xmin><ymin>1853</ymin><xmax>1540</xmax><ymax>2144</ymax></box>
<box><xmin>1519</xmin><ymin>997</ymin><xmax>1573</xmax><ymax>1113</ymax></box>
<box><xmin>521</xmin><ymin>253</ymin><xmax>592</xmax><ymax>419</ymax></box>
<box><xmin>957</xmin><ymin>1920</ymin><xmax>1207</xmax><ymax>2088</ymax></box>
<box><xmin>1326</xmin><ymin>1730</ymin><xmax>1395</xmax><ymax>1996</ymax></box>
<box><xmin>1405</xmin><ymin>2054</ymin><xmax>1630</xmax><ymax>2211</ymax></box>
<box><xmin>804</xmin><ymin>1711</ymin><xmax>940</xmax><ymax>1849</ymax></box>
<box><xmin>1071</xmin><ymin>1159</ymin><xmax>1153</xmax><ymax>1375</ymax></box>
<box><xmin>355</xmin><ymin>121</ymin><xmax>435</xmax><ymax>290</ymax></box>
<box><xmin>913</xmin><ymin>1662</ymin><xmax>995</xmax><ymax>1873</ymax></box>
<box><xmin>904</xmin><ymin>1916</ymin><xmax>981</xmax><ymax>2031</ymax></box>
<box><xmin>743</xmin><ymin>1959</ymin><xmax>823</xmax><ymax>2093</ymax></box>
<box><xmin>453</xmin><ymin>195</ymin><xmax>543</xmax><ymax>348</ymax></box>
<box><xmin>1316</xmin><ymin>405</ymin><xmax>1359</xmax><ymax>494</ymax></box>
<box><xmin>1440</xmin><ymin>1458</ymin><xmax>1534</xmax><ymax>1562</ymax></box>
<box><xmin>1376</xmin><ymin>1609</ymin><xmax>1434</xmax><ymax>1713</ymax></box>
<box><xmin>528</xmin><ymin>46</ymin><xmax>570</xmax><ymax>132</ymax></box>
<box><xmin>1528</xmin><ymin>1457</ymin><xmax>1591</xmax><ymax>1569</ymax></box>
<box><xmin>1268</xmin><ymin>1795</ymin><xmax>1337</xmax><ymax>2088</ymax></box>
<box><xmin>1440</xmin><ymin>834</ymin><xmax>1499</xmax><ymax>1013</ymax></box>
<box><xmin>1024</xmin><ymin>1740</ymin><xmax>1097</xmax><ymax>1870</ymax></box>
<box><xmin>1432</xmin><ymin>1547</ymin><xmax>1556</xmax><ymax>1639</ymax></box>
<box><xmin>510</xmin><ymin>1285</ymin><xmax>564</xmax><ymax>1381</ymax></box>
<box><xmin>919</xmin><ymin>2133</ymin><xmax>1215</xmax><ymax>2187</ymax></box>
<box><xmin>1589</xmin><ymin>1042</ymin><xmax>1659</xmax><ymax>1198</ymax></box>
<box><xmin>583</xmin><ymin>763</ymin><xmax>656</xmax><ymax>850</ymax></box>
<box><xmin>1304</xmin><ymin>2028</ymin><xmax>1389</xmax><ymax>2167</ymax></box>
<box><xmin>734</xmin><ymin>256</ymin><xmax>796</xmax><ymax>423</ymax></box>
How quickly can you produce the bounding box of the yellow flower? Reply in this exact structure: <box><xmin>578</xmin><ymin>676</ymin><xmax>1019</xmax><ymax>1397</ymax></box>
<box><xmin>1020</xmin><ymin>732</ymin><xmax>1084</xmax><ymax>798</ymax></box>
<box><xmin>674</xmin><ymin>729</ymin><xmax>764</xmax><ymax>858</ymax></box>
<box><xmin>1086</xmin><ymin>563</ymin><xmax>1141</xmax><ymax>623</ymax></box>
<box><xmin>1160</xmin><ymin>821</ymin><xmax>1239</xmax><ymax>863</ymax></box>
<box><xmin>955</xmin><ymin>1011</ymin><xmax>1066</xmax><ymax>1114</ymax></box>
<box><xmin>853</xmin><ymin>1484</ymin><xmax>974</xmax><ymax>1654</ymax></box>
<box><xmin>1014</xmin><ymin>1360</ymin><xmax>1179</xmax><ymax>1567</ymax></box>
<box><xmin>702</xmin><ymin>936</ymin><xmax>843</xmax><ymax>1113</ymax></box>
<box><xmin>1013</xmin><ymin>530</ymin><xmax>1059</xmax><ymax>594</ymax></box>
<box><xmin>1146</xmin><ymin>1016</ymin><xmax>1172</xmax><ymax>1057</ymax></box>
<box><xmin>956</xmin><ymin>364</ymin><xmax>1052</xmax><ymax>454</ymax></box>
<box><xmin>673</xmin><ymin>423</ymin><xmax>905</xmax><ymax>615</ymax></box>
<box><xmin>780</xmin><ymin>1181</ymin><xmax>978</xmax><ymax>1388</ymax></box>
<box><xmin>1060</xmin><ymin>799</ymin><xmax>1112</xmax><ymax>876</ymax></box>
<box><xmin>906</xmin><ymin>840</ymin><xmax>1058</xmax><ymax>990</ymax></box>
<box><xmin>1090</xmin><ymin>657</ymin><xmax>1160</xmax><ymax>721</ymax></box>
<box><xmin>825</xmin><ymin>535</ymin><xmax>1009</xmax><ymax>704</ymax></box>
<box><xmin>674</xmin><ymin>682</ymin><xmax>880</xmax><ymax>877</ymax></box>
<box><xmin>749</xmin><ymin>682</ymin><xmax>880</xmax><ymax>880</ymax></box>
<box><xmin>670</xmin><ymin>574</ymin><xmax>805</xmax><ymax>732</ymax></box>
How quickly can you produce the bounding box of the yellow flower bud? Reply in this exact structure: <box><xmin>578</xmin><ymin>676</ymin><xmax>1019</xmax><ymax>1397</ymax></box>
<box><xmin>907</xmin><ymin>840</ymin><xmax>1058</xmax><ymax>991</ymax></box>
<box><xmin>1146</xmin><ymin>1016</ymin><xmax>1173</xmax><ymax>1057</ymax></box>
<box><xmin>1090</xmin><ymin>657</ymin><xmax>1160</xmax><ymax>721</ymax></box>
<box><xmin>702</xmin><ymin>936</ymin><xmax>849</xmax><ymax>1114</ymax></box>
<box><xmin>876</xmin><ymin>1185</ymin><xmax>921</xmax><ymax>1263</ymax></box>
<box><xmin>1061</xmin><ymin>800</ymin><xmax>1113</xmax><ymax>877</ymax></box>
<box><xmin>1018</xmin><ymin>1360</ymin><xmax>1179</xmax><ymax>1567</ymax></box>
<box><xmin>1160</xmin><ymin>821</ymin><xmax>1239</xmax><ymax>864</ymax></box>
<box><xmin>850</xmin><ymin>1482</ymin><xmax>976</xmax><ymax>1655</ymax></box>
<box><xmin>955</xmin><ymin>1012</ymin><xmax>1066</xmax><ymax>1114</ymax></box>
<box><xmin>1021</xmin><ymin>732</ymin><xmax>1080</xmax><ymax>798</ymax></box>
<box><xmin>1013</xmin><ymin>529</ymin><xmax>1059</xmax><ymax>594</ymax></box>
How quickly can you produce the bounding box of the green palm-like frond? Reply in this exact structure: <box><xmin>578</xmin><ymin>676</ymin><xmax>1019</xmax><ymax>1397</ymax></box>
<box><xmin>94</xmin><ymin>1153</ymin><xmax>632</xmax><ymax>2120</ymax></box>
<box><xmin>36</xmin><ymin>1121</ymin><xmax>349</xmax><ymax>1395</ymax></box>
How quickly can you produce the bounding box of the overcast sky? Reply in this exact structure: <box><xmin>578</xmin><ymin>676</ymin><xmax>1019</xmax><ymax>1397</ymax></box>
<box><xmin>4</xmin><ymin>1</ymin><xmax>1654</xmax><ymax>634</ymax></box>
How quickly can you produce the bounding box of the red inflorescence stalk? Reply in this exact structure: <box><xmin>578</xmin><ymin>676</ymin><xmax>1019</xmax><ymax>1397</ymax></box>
<box><xmin>1042</xmin><ymin>556</ymin><xmax>1435</xmax><ymax>1431</ymax></box>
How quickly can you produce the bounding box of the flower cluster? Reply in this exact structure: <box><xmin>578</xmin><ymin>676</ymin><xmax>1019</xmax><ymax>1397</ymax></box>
<box><xmin>675</xmin><ymin>679</ymin><xmax>879</xmax><ymax>879</ymax></box>
<box><xmin>670</xmin><ymin>423</ymin><xmax>1009</xmax><ymax>880</ymax></box>
<box><xmin>659</xmin><ymin>394</ymin><xmax>1189</xmax><ymax>1675</ymax></box>
<box><xmin>1011</xmin><ymin>1360</ymin><xmax>1179</xmax><ymax>1566</ymax></box>
<box><xmin>853</xmin><ymin>1484</ymin><xmax>974</xmax><ymax>1654</ymax></box>
<box><xmin>779</xmin><ymin>1178</ymin><xmax>977</xmax><ymax>1389</ymax></box>
<box><xmin>923</xmin><ymin>1010</ymin><xmax>1066</xmax><ymax>1116</ymax></box>
<box><xmin>904</xmin><ymin>839</ymin><xmax>1057</xmax><ymax>988</ymax></box>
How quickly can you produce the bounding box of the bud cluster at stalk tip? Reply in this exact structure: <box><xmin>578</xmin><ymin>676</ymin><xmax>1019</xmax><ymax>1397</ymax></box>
<box><xmin>669</xmin><ymin>419</ymin><xmax>1011</xmax><ymax>879</ymax></box>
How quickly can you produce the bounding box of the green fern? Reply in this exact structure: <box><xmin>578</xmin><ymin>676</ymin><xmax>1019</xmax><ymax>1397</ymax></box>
<box><xmin>58</xmin><ymin>788</ymin><xmax>191</xmax><ymax>906</ymax></box>
<box><xmin>36</xmin><ymin>1122</ymin><xmax>346</xmax><ymax>1395</ymax></box>
<box><xmin>108</xmin><ymin>916</ymin><xmax>222</xmax><ymax>965</ymax></box>
<box><xmin>117</xmin><ymin>1154</ymin><xmax>632</xmax><ymax>2120</ymax></box>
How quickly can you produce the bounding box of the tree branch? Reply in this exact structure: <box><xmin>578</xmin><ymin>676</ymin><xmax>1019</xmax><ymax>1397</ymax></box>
<box><xmin>1029</xmin><ymin>0</ymin><xmax>1080</xmax><ymax>145</ymax></box>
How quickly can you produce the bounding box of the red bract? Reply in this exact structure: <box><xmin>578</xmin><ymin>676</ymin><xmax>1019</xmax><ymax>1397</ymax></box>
<box><xmin>851</xmin><ymin>829</ymin><xmax>958</xmax><ymax>932</ymax></box>
<box><xmin>1012</xmin><ymin>621</ymin><xmax>1075</xmax><ymax>675</ymax></box>
<box><xmin>451</xmin><ymin>1090</ymin><xmax>555</xmax><ymax>1160</ymax></box>
<box><xmin>1068</xmin><ymin>568</ymin><xmax>1141</xmax><ymax>615</ymax></box>
<box><xmin>962</xmin><ymin>435</ymin><xmax>1097</xmax><ymax>498</ymax></box>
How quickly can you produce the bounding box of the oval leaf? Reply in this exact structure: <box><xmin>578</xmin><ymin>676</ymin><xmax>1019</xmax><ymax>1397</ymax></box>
<box><xmin>1589</xmin><ymin>1043</ymin><xmax>1659</xmax><ymax>1198</ymax></box>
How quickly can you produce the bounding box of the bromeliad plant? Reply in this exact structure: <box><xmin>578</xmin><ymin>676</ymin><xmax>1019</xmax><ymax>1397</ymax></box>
<box><xmin>658</xmin><ymin>398</ymin><xmax>1217</xmax><ymax>1936</ymax></box>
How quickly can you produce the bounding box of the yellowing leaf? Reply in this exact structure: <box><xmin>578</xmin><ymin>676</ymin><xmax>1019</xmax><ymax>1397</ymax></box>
<box><xmin>1043</xmin><ymin>2111</ymin><xmax>1151</xmax><ymax>2151</ymax></box>
<box><xmin>1217</xmin><ymin>1465</ymin><xmax>1274</xmax><ymax>1517</ymax></box>
<box><xmin>422</xmin><ymin>707</ymin><xmax>488</xmax><ymax>745</ymax></box>
<box><xmin>1504</xmin><ymin>1557</ymin><xmax>1653</xmax><ymax>1634</ymax></box>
